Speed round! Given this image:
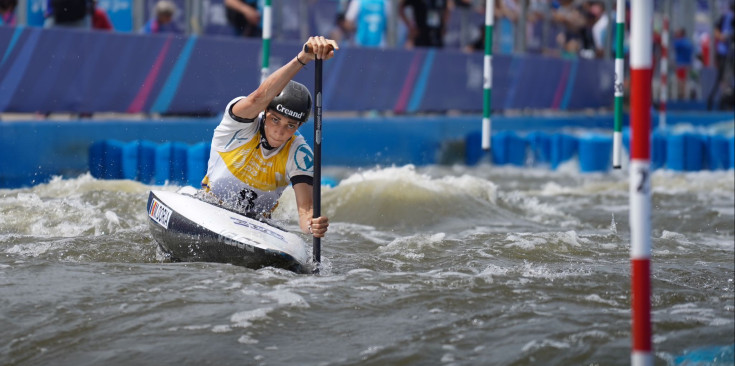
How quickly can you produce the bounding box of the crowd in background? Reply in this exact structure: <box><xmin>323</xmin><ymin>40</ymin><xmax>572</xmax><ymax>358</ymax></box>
<box><xmin>0</xmin><ymin>0</ymin><xmax>732</xmax><ymax>107</ymax></box>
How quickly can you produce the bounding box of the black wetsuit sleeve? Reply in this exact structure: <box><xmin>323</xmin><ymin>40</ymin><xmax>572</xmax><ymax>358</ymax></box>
<box><xmin>291</xmin><ymin>175</ymin><xmax>314</xmax><ymax>186</ymax></box>
<box><xmin>229</xmin><ymin>102</ymin><xmax>257</xmax><ymax>123</ymax></box>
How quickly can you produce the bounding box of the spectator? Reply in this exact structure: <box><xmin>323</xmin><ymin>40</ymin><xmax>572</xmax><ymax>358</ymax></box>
<box><xmin>92</xmin><ymin>0</ymin><xmax>113</xmax><ymax>31</ymax></box>
<box><xmin>224</xmin><ymin>0</ymin><xmax>261</xmax><ymax>38</ymax></box>
<box><xmin>399</xmin><ymin>0</ymin><xmax>450</xmax><ymax>48</ymax></box>
<box><xmin>526</xmin><ymin>0</ymin><xmax>550</xmax><ymax>53</ymax></box>
<box><xmin>588</xmin><ymin>1</ymin><xmax>608</xmax><ymax>58</ymax></box>
<box><xmin>496</xmin><ymin>0</ymin><xmax>519</xmax><ymax>54</ymax></box>
<box><xmin>344</xmin><ymin>0</ymin><xmax>390</xmax><ymax>48</ymax></box>
<box><xmin>551</xmin><ymin>0</ymin><xmax>586</xmax><ymax>57</ymax></box>
<box><xmin>45</xmin><ymin>0</ymin><xmax>91</xmax><ymax>29</ymax></box>
<box><xmin>141</xmin><ymin>0</ymin><xmax>182</xmax><ymax>34</ymax></box>
<box><xmin>673</xmin><ymin>28</ymin><xmax>694</xmax><ymax>100</ymax></box>
<box><xmin>0</xmin><ymin>0</ymin><xmax>17</xmax><ymax>26</ymax></box>
<box><xmin>328</xmin><ymin>1</ymin><xmax>353</xmax><ymax>45</ymax></box>
<box><xmin>707</xmin><ymin>1</ymin><xmax>734</xmax><ymax>110</ymax></box>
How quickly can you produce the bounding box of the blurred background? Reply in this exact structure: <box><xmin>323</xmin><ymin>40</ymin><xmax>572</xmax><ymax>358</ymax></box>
<box><xmin>0</xmin><ymin>0</ymin><xmax>733</xmax><ymax>187</ymax></box>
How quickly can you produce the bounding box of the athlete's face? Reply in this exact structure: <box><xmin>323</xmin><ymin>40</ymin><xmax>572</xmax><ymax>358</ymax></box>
<box><xmin>264</xmin><ymin>110</ymin><xmax>302</xmax><ymax>147</ymax></box>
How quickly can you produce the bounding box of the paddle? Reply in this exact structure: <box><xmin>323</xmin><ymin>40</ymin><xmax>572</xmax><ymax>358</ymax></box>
<box><xmin>304</xmin><ymin>44</ymin><xmax>323</xmax><ymax>269</ymax></box>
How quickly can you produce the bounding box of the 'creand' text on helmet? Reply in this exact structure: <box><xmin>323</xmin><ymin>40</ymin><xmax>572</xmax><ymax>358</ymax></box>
<box><xmin>267</xmin><ymin>81</ymin><xmax>312</xmax><ymax>124</ymax></box>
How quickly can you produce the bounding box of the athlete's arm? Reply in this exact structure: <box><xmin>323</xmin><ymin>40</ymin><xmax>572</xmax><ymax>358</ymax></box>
<box><xmin>293</xmin><ymin>182</ymin><xmax>329</xmax><ymax>238</ymax></box>
<box><xmin>230</xmin><ymin>36</ymin><xmax>338</xmax><ymax>120</ymax></box>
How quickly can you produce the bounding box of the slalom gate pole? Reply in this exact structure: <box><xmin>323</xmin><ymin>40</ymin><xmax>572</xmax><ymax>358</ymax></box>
<box><xmin>260</xmin><ymin>0</ymin><xmax>272</xmax><ymax>84</ymax></box>
<box><xmin>658</xmin><ymin>11</ymin><xmax>668</xmax><ymax>129</ymax></box>
<box><xmin>312</xmin><ymin>50</ymin><xmax>323</xmax><ymax>268</ymax></box>
<box><xmin>629</xmin><ymin>1</ymin><xmax>653</xmax><ymax>365</ymax></box>
<box><xmin>613</xmin><ymin>0</ymin><xmax>626</xmax><ymax>169</ymax></box>
<box><xmin>482</xmin><ymin>0</ymin><xmax>495</xmax><ymax>151</ymax></box>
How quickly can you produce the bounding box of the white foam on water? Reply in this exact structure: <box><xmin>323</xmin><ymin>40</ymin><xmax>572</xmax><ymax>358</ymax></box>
<box><xmin>583</xmin><ymin>294</ymin><xmax>620</xmax><ymax>307</ymax></box>
<box><xmin>230</xmin><ymin>307</ymin><xmax>274</xmax><ymax>328</ymax></box>
<box><xmin>652</xmin><ymin>170</ymin><xmax>734</xmax><ymax>195</ymax></box>
<box><xmin>568</xmin><ymin>330</ymin><xmax>610</xmax><ymax>343</ymax></box>
<box><xmin>359</xmin><ymin>345</ymin><xmax>385</xmax><ymax>357</ymax></box>
<box><xmin>478</xmin><ymin>264</ymin><xmax>511</xmax><ymax>283</ymax></box>
<box><xmin>519</xmin><ymin>260</ymin><xmax>592</xmax><ymax>280</ymax></box>
<box><xmin>263</xmin><ymin>289</ymin><xmax>310</xmax><ymax>308</ymax></box>
<box><xmin>212</xmin><ymin>325</ymin><xmax>232</xmax><ymax>333</ymax></box>
<box><xmin>378</xmin><ymin>232</ymin><xmax>447</xmax><ymax>260</ymax></box>
<box><xmin>504</xmin><ymin>231</ymin><xmax>587</xmax><ymax>250</ymax></box>
<box><xmin>237</xmin><ymin>334</ymin><xmax>259</xmax><ymax>344</ymax></box>
<box><xmin>500</xmin><ymin>191</ymin><xmax>577</xmax><ymax>226</ymax></box>
<box><xmin>182</xmin><ymin>324</ymin><xmax>211</xmax><ymax>331</ymax></box>
<box><xmin>521</xmin><ymin>338</ymin><xmax>571</xmax><ymax>353</ymax></box>
<box><xmin>666</xmin><ymin>303</ymin><xmax>733</xmax><ymax>326</ymax></box>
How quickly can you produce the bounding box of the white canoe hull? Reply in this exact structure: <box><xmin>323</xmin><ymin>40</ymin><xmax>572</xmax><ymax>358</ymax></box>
<box><xmin>147</xmin><ymin>190</ymin><xmax>310</xmax><ymax>273</ymax></box>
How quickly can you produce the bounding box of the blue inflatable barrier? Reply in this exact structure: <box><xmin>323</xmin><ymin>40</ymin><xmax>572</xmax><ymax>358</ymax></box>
<box><xmin>526</xmin><ymin>131</ymin><xmax>552</xmax><ymax>165</ymax></box>
<box><xmin>88</xmin><ymin>140</ymin><xmax>106</xmax><ymax>179</ymax></box>
<box><xmin>667</xmin><ymin>133</ymin><xmax>705</xmax><ymax>171</ymax></box>
<box><xmin>464</xmin><ymin>131</ymin><xmax>484</xmax><ymax>166</ymax></box>
<box><xmin>491</xmin><ymin>131</ymin><xmax>527</xmax><ymax>166</ymax></box>
<box><xmin>138</xmin><ymin>141</ymin><xmax>158</xmax><ymax>184</ymax></box>
<box><xmin>578</xmin><ymin>135</ymin><xmax>612</xmax><ymax>172</ymax></box>
<box><xmin>186</xmin><ymin>142</ymin><xmax>211</xmax><ymax>187</ymax></box>
<box><xmin>651</xmin><ymin>130</ymin><xmax>667</xmax><ymax>170</ymax></box>
<box><xmin>170</xmin><ymin>142</ymin><xmax>190</xmax><ymax>186</ymax></box>
<box><xmin>88</xmin><ymin>139</ymin><xmax>344</xmax><ymax>189</ymax></box>
<box><xmin>506</xmin><ymin>133</ymin><xmax>528</xmax><ymax>166</ymax></box>
<box><xmin>154</xmin><ymin>142</ymin><xmax>173</xmax><ymax>185</ymax></box>
<box><xmin>707</xmin><ymin>135</ymin><xmax>730</xmax><ymax>171</ymax></box>
<box><xmin>666</xmin><ymin>134</ymin><xmax>687</xmax><ymax>171</ymax></box>
<box><xmin>551</xmin><ymin>134</ymin><xmax>578</xmax><ymax>170</ymax></box>
<box><xmin>121</xmin><ymin>141</ymin><xmax>140</xmax><ymax>181</ymax></box>
<box><xmin>730</xmin><ymin>137</ymin><xmax>735</xmax><ymax>169</ymax></box>
<box><xmin>101</xmin><ymin>140</ymin><xmax>125</xmax><ymax>179</ymax></box>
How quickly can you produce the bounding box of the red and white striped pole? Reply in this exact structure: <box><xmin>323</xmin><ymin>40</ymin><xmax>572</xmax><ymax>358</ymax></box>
<box><xmin>658</xmin><ymin>14</ymin><xmax>669</xmax><ymax>129</ymax></box>
<box><xmin>629</xmin><ymin>1</ymin><xmax>653</xmax><ymax>365</ymax></box>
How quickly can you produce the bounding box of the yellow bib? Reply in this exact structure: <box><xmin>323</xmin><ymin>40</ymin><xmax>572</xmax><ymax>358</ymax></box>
<box><xmin>217</xmin><ymin>131</ymin><xmax>293</xmax><ymax>191</ymax></box>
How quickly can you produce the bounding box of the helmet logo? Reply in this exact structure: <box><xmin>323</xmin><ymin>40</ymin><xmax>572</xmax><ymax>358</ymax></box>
<box><xmin>275</xmin><ymin>104</ymin><xmax>304</xmax><ymax>120</ymax></box>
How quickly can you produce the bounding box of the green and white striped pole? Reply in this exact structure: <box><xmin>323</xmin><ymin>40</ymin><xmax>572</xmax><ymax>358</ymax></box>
<box><xmin>613</xmin><ymin>0</ymin><xmax>625</xmax><ymax>169</ymax></box>
<box><xmin>260</xmin><ymin>0</ymin><xmax>272</xmax><ymax>84</ymax></box>
<box><xmin>482</xmin><ymin>0</ymin><xmax>495</xmax><ymax>151</ymax></box>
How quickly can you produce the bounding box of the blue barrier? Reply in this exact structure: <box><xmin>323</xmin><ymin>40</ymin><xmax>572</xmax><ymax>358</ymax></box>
<box><xmin>707</xmin><ymin>135</ymin><xmax>730</xmax><ymax>171</ymax></box>
<box><xmin>491</xmin><ymin>131</ymin><xmax>527</xmax><ymax>166</ymax></box>
<box><xmin>730</xmin><ymin>137</ymin><xmax>735</xmax><ymax>169</ymax></box>
<box><xmin>2</xmin><ymin>114</ymin><xmax>733</xmax><ymax>188</ymax></box>
<box><xmin>667</xmin><ymin>133</ymin><xmax>705</xmax><ymax>171</ymax></box>
<box><xmin>100</xmin><ymin>140</ymin><xmax>125</xmax><ymax>179</ymax></box>
<box><xmin>526</xmin><ymin>131</ymin><xmax>552</xmax><ymax>165</ymax></box>
<box><xmin>121</xmin><ymin>141</ymin><xmax>140</xmax><ymax>181</ymax></box>
<box><xmin>89</xmin><ymin>139</ymin><xmax>207</xmax><ymax>186</ymax></box>
<box><xmin>464</xmin><ymin>131</ymin><xmax>484</xmax><ymax>166</ymax></box>
<box><xmin>170</xmin><ymin>142</ymin><xmax>189</xmax><ymax>186</ymax></box>
<box><xmin>551</xmin><ymin>134</ymin><xmax>578</xmax><ymax>170</ymax></box>
<box><xmin>651</xmin><ymin>131</ymin><xmax>667</xmax><ymax>170</ymax></box>
<box><xmin>139</xmin><ymin>141</ymin><xmax>158</xmax><ymax>184</ymax></box>
<box><xmin>578</xmin><ymin>135</ymin><xmax>612</xmax><ymax>173</ymax></box>
<box><xmin>186</xmin><ymin>142</ymin><xmax>211</xmax><ymax>187</ymax></box>
<box><xmin>154</xmin><ymin>142</ymin><xmax>173</xmax><ymax>185</ymax></box>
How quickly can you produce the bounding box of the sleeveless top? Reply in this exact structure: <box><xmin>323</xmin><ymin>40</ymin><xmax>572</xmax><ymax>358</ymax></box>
<box><xmin>201</xmin><ymin>97</ymin><xmax>314</xmax><ymax>216</ymax></box>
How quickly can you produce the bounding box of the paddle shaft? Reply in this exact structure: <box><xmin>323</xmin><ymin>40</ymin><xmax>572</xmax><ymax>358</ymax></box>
<box><xmin>312</xmin><ymin>52</ymin><xmax>323</xmax><ymax>264</ymax></box>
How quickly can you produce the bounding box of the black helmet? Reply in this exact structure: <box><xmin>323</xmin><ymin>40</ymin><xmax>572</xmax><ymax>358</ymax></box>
<box><xmin>267</xmin><ymin>81</ymin><xmax>312</xmax><ymax>123</ymax></box>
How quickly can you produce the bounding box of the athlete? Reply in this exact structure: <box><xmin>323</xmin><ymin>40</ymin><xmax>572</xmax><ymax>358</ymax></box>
<box><xmin>201</xmin><ymin>36</ymin><xmax>337</xmax><ymax>238</ymax></box>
